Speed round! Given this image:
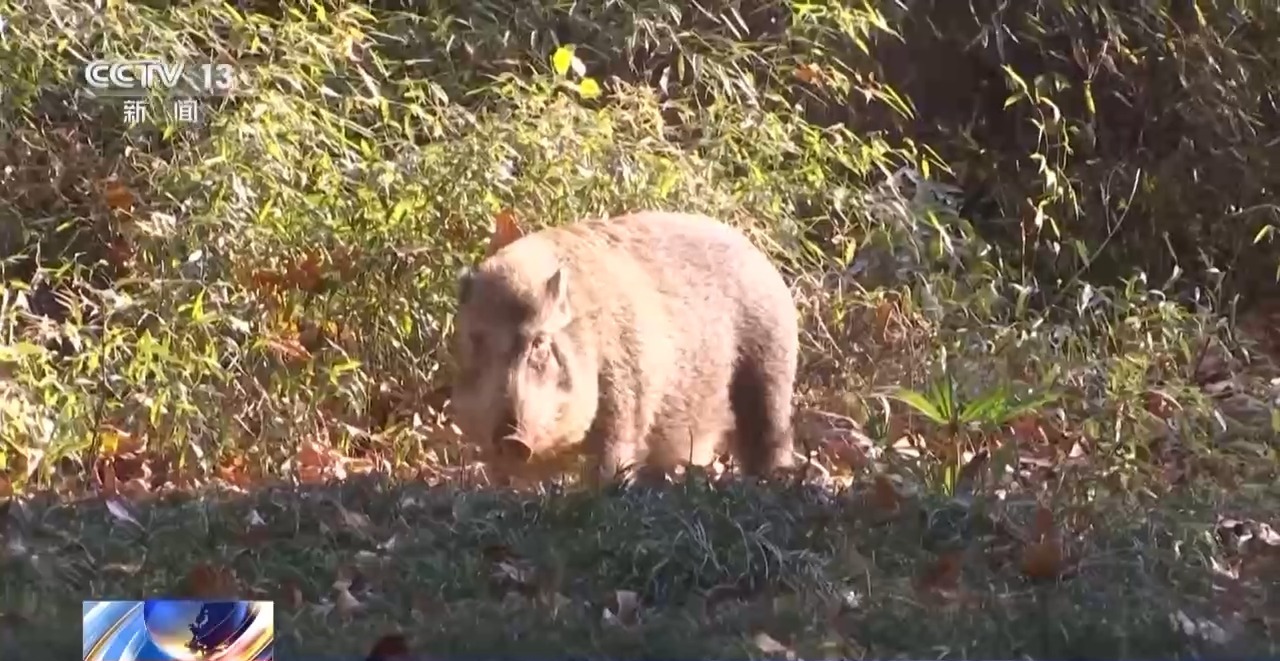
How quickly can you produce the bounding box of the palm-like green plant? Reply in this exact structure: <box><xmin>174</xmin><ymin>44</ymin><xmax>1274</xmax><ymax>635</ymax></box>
<box><xmin>889</xmin><ymin>370</ymin><xmax>1059</xmax><ymax>497</ymax></box>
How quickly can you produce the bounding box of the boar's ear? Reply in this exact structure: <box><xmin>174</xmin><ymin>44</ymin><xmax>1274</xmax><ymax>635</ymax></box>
<box><xmin>457</xmin><ymin>266</ymin><xmax>475</xmax><ymax>304</ymax></box>
<box><xmin>541</xmin><ymin>266</ymin><xmax>572</xmax><ymax>329</ymax></box>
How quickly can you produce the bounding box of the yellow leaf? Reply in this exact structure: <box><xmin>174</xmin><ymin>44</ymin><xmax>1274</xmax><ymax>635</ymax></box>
<box><xmin>551</xmin><ymin>45</ymin><xmax>575</xmax><ymax>77</ymax></box>
<box><xmin>97</xmin><ymin>425</ymin><xmax>142</xmax><ymax>456</ymax></box>
<box><xmin>577</xmin><ymin>77</ymin><xmax>601</xmax><ymax>99</ymax></box>
<box><xmin>100</xmin><ymin>431</ymin><xmax>120</xmax><ymax>456</ymax></box>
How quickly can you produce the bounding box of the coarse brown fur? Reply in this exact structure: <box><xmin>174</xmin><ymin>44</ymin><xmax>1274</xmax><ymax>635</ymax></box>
<box><xmin>449</xmin><ymin>210</ymin><xmax>799</xmax><ymax>485</ymax></box>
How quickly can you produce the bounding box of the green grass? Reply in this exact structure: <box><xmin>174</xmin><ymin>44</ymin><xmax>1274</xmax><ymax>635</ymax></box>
<box><xmin>3</xmin><ymin>475</ymin><xmax>1276</xmax><ymax>659</ymax></box>
<box><xmin>0</xmin><ymin>0</ymin><xmax>1278</xmax><ymax>658</ymax></box>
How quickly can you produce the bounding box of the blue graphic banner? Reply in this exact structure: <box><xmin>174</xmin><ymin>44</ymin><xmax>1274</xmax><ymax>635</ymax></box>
<box><xmin>82</xmin><ymin>599</ymin><xmax>273</xmax><ymax>661</ymax></box>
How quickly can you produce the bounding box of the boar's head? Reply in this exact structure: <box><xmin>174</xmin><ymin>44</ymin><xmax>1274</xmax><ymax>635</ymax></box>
<box><xmin>450</xmin><ymin>230</ymin><xmax>592</xmax><ymax>464</ymax></box>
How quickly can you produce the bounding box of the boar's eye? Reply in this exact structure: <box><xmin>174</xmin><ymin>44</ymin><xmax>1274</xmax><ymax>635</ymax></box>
<box><xmin>528</xmin><ymin>333</ymin><xmax>553</xmax><ymax>367</ymax></box>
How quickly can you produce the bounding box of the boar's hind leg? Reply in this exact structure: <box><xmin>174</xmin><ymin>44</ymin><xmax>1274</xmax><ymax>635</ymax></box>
<box><xmin>729</xmin><ymin>344</ymin><xmax>797</xmax><ymax>477</ymax></box>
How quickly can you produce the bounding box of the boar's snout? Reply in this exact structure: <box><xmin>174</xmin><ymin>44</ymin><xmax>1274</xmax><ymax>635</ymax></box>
<box><xmin>493</xmin><ymin>411</ymin><xmax>533</xmax><ymax>463</ymax></box>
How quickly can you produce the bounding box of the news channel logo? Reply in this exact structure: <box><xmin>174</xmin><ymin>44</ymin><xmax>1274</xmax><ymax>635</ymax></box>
<box><xmin>82</xmin><ymin>599</ymin><xmax>273</xmax><ymax>661</ymax></box>
<box><xmin>81</xmin><ymin>60</ymin><xmax>239</xmax><ymax>98</ymax></box>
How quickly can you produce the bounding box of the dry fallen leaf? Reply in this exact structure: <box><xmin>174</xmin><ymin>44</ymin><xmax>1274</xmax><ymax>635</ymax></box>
<box><xmin>103</xmin><ymin>497</ymin><xmax>142</xmax><ymax>528</ymax></box>
<box><xmin>0</xmin><ymin>611</ymin><xmax>30</xmax><ymax>627</ymax></box>
<box><xmin>1020</xmin><ymin>539</ymin><xmax>1066</xmax><ymax>580</ymax></box>
<box><xmin>701</xmin><ymin>583</ymin><xmax>747</xmax><ymax>620</ymax></box>
<box><xmin>336</xmin><ymin>503</ymin><xmax>373</xmax><ymax>531</ymax></box>
<box><xmin>916</xmin><ymin>550</ymin><xmax>964</xmax><ymax>597</ymax></box>
<box><xmin>308</xmin><ymin>601</ymin><xmax>336</xmax><ymax>618</ymax></box>
<box><xmin>265</xmin><ymin>334</ymin><xmax>312</xmax><ymax>363</ymax></box>
<box><xmin>102</xmin><ymin>178</ymin><xmax>137</xmax><ymax>213</ymax></box>
<box><xmin>1032</xmin><ymin>504</ymin><xmax>1056</xmax><ymax>541</ymax></box>
<box><xmin>410</xmin><ymin>593</ymin><xmax>440</xmax><ymax>621</ymax></box>
<box><xmin>280</xmin><ymin>580</ymin><xmax>304</xmax><ymax>609</ymax></box>
<box><xmin>603</xmin><ymin>589</ymin><xmax>640</xmax><ymax>626</ymax></box>
<box><xmin>1010</xmin><ymin>414</ymin><xmax>1046</xmax><ymax>443</ymax></box>
<box><xmin>298</xmin><ymin>439</ymin><xmax>340</xmax><ymax>469</ymax></box>
<box><xmin>1144</xmin><ymin>390</ymin><xmax>1180</xmax><ymax>419</ymax></box>
<box><xmin>873</xmin><ymin>299</ymin><xmax>899</xmax><ymax>342</ymax></box>
<box><xmin>1171</xmin><ymin>609</ymin><xmax>1230</xmax><ymax>645</ymax></box>
<box><xmin>953</xmin><ymin>448</ymin><xmax>989</xmax><ymax>497</ymax></box>
<box><xmin>870</xmin><ymin>473</ymin><xmax>902</xmax><ymax>516</ymax></box>
<box><xmin>545</xmin><ymin>592</ymin><xmax>572</xmax><ymax>619</ymax></box>
<box><xmin>249</xmin><ymin>268</ymin><xmax>284</xmax><ymax>293</ymax></box>
<box><xmin>120</xmin><ymin>477</ymin><xmax>151</xmax><ymax>500</ymax></box>
<box><xmin>330</xmin><ymin>244</ymin><xmax>359</xmax><ymax>279</ymax></box>
<box><xmin>838</xmin><ymin>540</ymin><xmax>873</xmax><ymax>577</ymax></box>
<box><xmin>486</xmin><ymin>208</ymin><xmax>526</xmax><ymax>256</ymax></box>
<box><xmin>182</xmin><ymin>563</ymin><xmax>239</xmax><ymax>598</ymax></box>
<box><xmin>342</xmin><ymin>456</ymin><xmax>377</xmax><ymax>475</ymax></box>
<box><xmin>1021</xmin><ymin>505</ymin><xmax>1071</xmax><ymax>580</ymax></box>
<box><xmin>286</xmin><ymin>251</ymin><xmax>325</xmax><ymax>294</ymax></box>
<box><xmin>378</xmin><ymin>534</ymin><xmax>402</xmax><ymax>552</ymax></box>
<box><xmin>365</xmin><ymin>633</ymin><xmax>411</xmax><ymax>661</ymax></box>
<box><xmin>238</xmin><ymin>523</ymin><xmax>273</xmax><ymax>546</ymax></box>
<box><xmin>818</xmin><ymin>430</ymin><xmax>871</xmax><ymax>474</ymax></box>
<box><xmin>2</xmin><ymin>534</ymin><xmax>28</xmax><ymax>561</ymax></box>
<box><xmin>335</xmin><ymin>585</ymin><xmax>363</xmax><ymax>617</ymax></box>
<box><xmin>481</xmin><ymin>544</ymin><xmax>518</xmax><ymax>563</ymax></box>
<box><xmin>97</xmin><ymin>461</ymin><xmax>120</xmax><ymax>497</ymax></box>
<box><xmin>795</xmin><ymin>62</ymin><xmax>824</xmax><ymax>85</ymax></box>
<box><xmin>354</xmin><ymin>551</ymin><xmax>384</xmax><ymax>576</ymax></box>
<box><xmin>105</xmin><ymin>237</ymin><xmax>136</xmax><ymax>271</ymax></box>
<box><xmin>753</xmin><ymin>631</ymin><xmax>796</xmax><ymax>659</ymax></box>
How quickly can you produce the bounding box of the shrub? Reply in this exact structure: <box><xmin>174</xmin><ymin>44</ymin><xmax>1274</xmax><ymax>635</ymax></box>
<box><xmin>0</xmin><ymin>0</ymin><xmax>1275</xmax><ymax>498</ymax></box>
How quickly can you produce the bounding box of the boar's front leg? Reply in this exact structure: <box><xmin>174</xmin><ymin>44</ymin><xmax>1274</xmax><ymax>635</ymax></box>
<box><xmin>581</xmin><ymin>368</ymin><xmax>646</xmax><ymax>488</ymax></box>
<box><xmin>583</xmin><ymin>408</ymin><xmax>640</xmax><ymax>488</ymax></box>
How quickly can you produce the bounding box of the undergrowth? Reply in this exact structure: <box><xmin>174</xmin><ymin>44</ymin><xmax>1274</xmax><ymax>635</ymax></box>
<box><xmin>0</xmin><ymin>0</ymin><xmax>1276</xmax><ymax>658</ymax></box>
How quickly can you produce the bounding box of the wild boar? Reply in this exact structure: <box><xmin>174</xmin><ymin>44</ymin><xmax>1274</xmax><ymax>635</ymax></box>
<box><xmin>449</xmin><ymin>210</ymin><xmax>799</xmax><ymax>485</ymax></box>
